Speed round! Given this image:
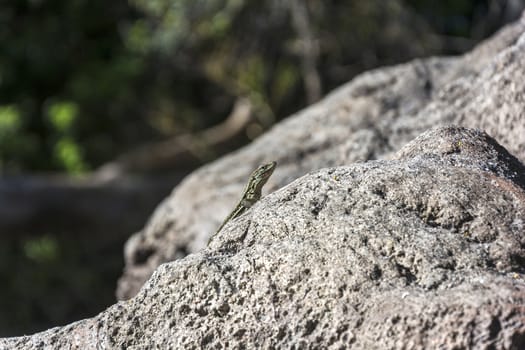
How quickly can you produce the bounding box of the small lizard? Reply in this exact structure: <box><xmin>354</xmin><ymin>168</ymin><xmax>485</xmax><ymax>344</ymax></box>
<box><xmin>208</xmin><ymin>161</ymin><xmax>276</xmax><ymax>245</ymax></box>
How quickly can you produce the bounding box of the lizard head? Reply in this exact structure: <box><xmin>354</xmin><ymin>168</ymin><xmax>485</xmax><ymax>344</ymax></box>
<box><xmin>252</xmin><ymin>161</ymin><xmax>276</xmax><ymax>181</ymax></box>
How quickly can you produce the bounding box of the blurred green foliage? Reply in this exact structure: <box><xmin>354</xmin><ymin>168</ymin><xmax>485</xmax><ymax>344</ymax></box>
<box><xmin>47</xmin><ymin>101</ymin><xmax>88</xmax><ymax>173</ymax></box>
<box><xmin>23</xmin><ymin>235</ymin><xmax>59</xmax><ymax>263</ymax></box>
<box><xmin>1</xmin><ymin>234</ymin><xmax>123</xmax><ymax>336</ymax></box>
<box><xmin>0</xmin><ymin>0</ymin><xmax>521</xmax><ymax>174</ymax></box>
<box><xmin>47</xmin><ymin>102</ymin><xmax>78</xmax><ymax>133</ymax></box>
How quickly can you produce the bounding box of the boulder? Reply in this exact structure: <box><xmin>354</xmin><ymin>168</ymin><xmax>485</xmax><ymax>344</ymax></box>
<box><xmin>117</xmin><ymin>16</ymin><xmax>525</xmax><ymax>301</ymax></box>
<box><xmin>2</xmin><ymin>126</ymin><xmax>524</xmax><ymax>349</ymax></box>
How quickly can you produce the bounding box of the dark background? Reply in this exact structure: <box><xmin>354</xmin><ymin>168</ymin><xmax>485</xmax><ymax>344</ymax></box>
<box><xmin>0</xmin><ymin>0</ymin><xmax>523</xmax><ymax>337</ymax></box>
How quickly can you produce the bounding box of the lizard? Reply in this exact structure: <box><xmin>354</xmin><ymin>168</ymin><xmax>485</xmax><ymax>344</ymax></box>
<box><xmin>208</xmin><ymin>161</ymin><xmax>276</xmax><ymax>245</ymax></box>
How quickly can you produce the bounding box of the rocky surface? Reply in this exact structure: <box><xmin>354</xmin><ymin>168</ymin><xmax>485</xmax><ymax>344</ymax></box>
<box><xmin>4</xmin><ymin>14</ymin><xmax>525</xmax><ymax>350</ymax></box>
<box><xmin>2</xmin><ymin>126</ymin><xmax>524</xmax><ymax>349</ymax></box>
<box><xmin>117</xmin><ymin>15</ymin><xmax>525</xmax><ymax>300</ymax></box>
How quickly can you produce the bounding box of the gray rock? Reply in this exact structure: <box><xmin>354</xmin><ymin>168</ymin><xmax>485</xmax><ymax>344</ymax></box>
<box><xmin>3</xmin><ymin>126</ymin><xmax>524</xmax><ymax>349</ymax></box>
<box><xmin>117</xmin><ymin>16</ymin><xmax>525</xmax><ymax>300</ymax></box>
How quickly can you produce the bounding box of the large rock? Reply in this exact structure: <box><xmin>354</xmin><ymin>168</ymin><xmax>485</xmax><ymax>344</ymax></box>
<box><xmin>2</xmin><ymin>126</ymin><xmax>524</xmax><ymax>349</ymax></box>
<box><xmin>117</xmin><ymin>16</ymin><xmax>525</xmax><ymax>300</ymax></box>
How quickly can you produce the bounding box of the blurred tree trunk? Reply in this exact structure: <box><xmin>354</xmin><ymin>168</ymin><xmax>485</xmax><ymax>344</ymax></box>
<box><xmin>94</xmin><ymin>98</ymin><xmax>255</xmax><ymax>180</ymax></box>
<box><xmin>0</xmin><ymin>175</ymin><xmax>178</xmax><ymax>239</ymax></box>
<box><xmin>289</xmin><ymin>0</ymin><xmax>322</xmax><ymax>104</ymax></box>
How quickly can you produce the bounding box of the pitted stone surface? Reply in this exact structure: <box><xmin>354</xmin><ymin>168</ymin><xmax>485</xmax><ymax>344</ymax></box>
<box><xmin>117</xmin><ymin>17</ymin><xmax>525</xmax><ymax>301</ymax></box>
<box><xmin>2</xmin><ymin>126</ymin><xmax>524</xmax><ymax>349</ymax></box>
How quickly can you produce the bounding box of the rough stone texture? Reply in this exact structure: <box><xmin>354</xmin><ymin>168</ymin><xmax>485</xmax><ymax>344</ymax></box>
<box><xmin>116</xmin><ymin>15</ymin><xmax>525</xmax><ymax>300</ymax></box>
<box><xmin>2</xmin><ymin>126</ymin><xmax>524</xmax><ymax>349</ymax></box>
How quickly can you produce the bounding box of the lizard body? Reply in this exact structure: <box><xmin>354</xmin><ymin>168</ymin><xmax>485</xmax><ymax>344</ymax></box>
<box><xmin>209</xmin><ymin>161</ymin><xmax>276</xmax><ymax>244</ymax></box>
